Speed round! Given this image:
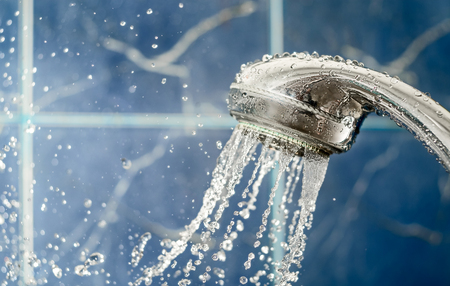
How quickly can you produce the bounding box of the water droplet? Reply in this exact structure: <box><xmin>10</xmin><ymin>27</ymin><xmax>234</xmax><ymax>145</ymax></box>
<box><xmin>334</xmin><ymin>55</ymin><xmax>344</xmax><ymax>62</ymax></box>
<box><xmin>262</xmin><ymin>54</ymin><xmax>271</xmax><ymax>62</ymax></box>
<box><xmin>128</xmin><ymin>85</ymin><xmax>137</xmax><ymax>93</ymax></box>
<box><xmin>240</xmin><ymin>276</ymin><xmax>248</xmax><ymax>284</ymax></box>
<box><xmin>213</xmin><ymin>267</ymin><xmax>225</xmax><ymax>278</ymax></box>
<box><xmin>3</xmin><ymin>145</ymin><xmax>10</xmax><ymax>152</ymax></box>
<box><xmin>191</xmin><ymin>130</ymin><xmax>196</xmax><ymax>135</ymax></box>
<box><xmin>216</xmin><ymin>141</ymin><xmax>222</xmax><ymax>150</ymax></box>
<box><xmin>161</xmin><ymin>78</ymin><xmax>166</xmax><ymax>84</ymax></box>
<box><xmin>85</xmin><ymin>252</ymin><xmax>105</xmax><ymax>266</ymax></box>
<box><xmin>236</xmin><ymin>220</ymin><xmax>244</xmax><ymax>231</ymax></box>
<box><xmin>239</xmin><ymin>208</ymin><xmax>250</xmax><ymax>219</ymax></box>
<box><xmin>217</xmin><ymin>250</ymin><xmax>226</xmax><ymax>261</ymax></box>
<box><xmin>182</xmin><ymin>83</ymin><xmax>188</xmax><ymax>88</ymax></box>
<box><xmin>436</xmin><ymin>110</ymin><xmax>443</xmax><ymax>118</ymax></box>
<box><xmin>160</xmin><ymin>238</ymin><xmax>173</xmax><ymax>248</ymax></box>
<box><xmin>152</xmin><ymin>44</ymin><xmax>158</xmax><ymax>49</ymax></box>
<box><xmin>244</xmin><ymin>260</ymin><xmax>251</xmax><ymax>270</ymax></box>
<box><xmin>26</xmin><ymin>124</ymin><xmax>36</xmax><ymax>133</ymax></box>
<box><xmin>28</xmin><ymin>254</ymin><xmax>41</xmax><ymax>268</ymax></box>
<box><xmin>121</xmin><ymin>158</ymin><xmax>132</xmax><ymax>169</ymax></box>
<box><xmin>182</xmin><ymin>96</ymin><xmax>188</xmax><ymax>101</ymax></box>
<box><xmin>120</xmin><ymin>21</ymin><xmax>126</xmax><ymax>26</ymax></box>
<box><xmin>164</xmin><ymin>135</ymin><xmax>169</xmax><ymax>139</ymax></box>
<box><xmin>179</xmin><ymin>3</ymin><xmax>184</xmax><ymax>8</ymax></box>
<box><xmin>261</xmin><ymin>246</ymin><xmax>269</xmax><ymax>254</ymax></box>
<box><xmin>52</xmin><ymin>265</ymin><xmax>63</xmax><ymax>279</ymax></box>
<box><xmin>146</xmin><ymin>8</ymin><xmax>153</xmax><ymax>14</ymax></box>
<box><xmin>178</xmin><ymin>279</ymin><xmax>191</xmax><ymax>286</ymax></box>
<box><xmin>84</xmin><ymin>199</ymin><xmax>92</xmax><ymax>208</ymax></box>
<box><xmin>74</xmin><ymin>265</ymin><xmax>91</xmax><ymax>276</ymax></box>
<box><xmin>97</xmin><ymin>219</ymin><xmax>108</xmax><ymax>228</ymax></box>
<box><xmin>222</xmin><ymin>239</ymin><xmax>233</xmax><ymax>251</ymax></box>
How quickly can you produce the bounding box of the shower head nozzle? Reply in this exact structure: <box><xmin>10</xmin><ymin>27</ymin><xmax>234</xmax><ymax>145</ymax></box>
<box><xmin>228</xmin><ymin>52</ymin><xmax>370</xmax><ymax>156</ymax></box>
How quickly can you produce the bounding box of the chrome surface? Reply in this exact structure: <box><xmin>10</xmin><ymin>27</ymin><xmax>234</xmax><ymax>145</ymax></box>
<box><xmin>228</xmin><ymin>53</ymin><xmax>450</xmax><ymax>170</ymax></box>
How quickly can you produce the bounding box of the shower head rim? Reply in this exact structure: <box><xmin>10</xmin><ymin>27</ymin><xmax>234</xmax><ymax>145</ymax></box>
<box><xmin>236</xmin><ymin>122</ymin><xmax>329</xmax><ymax>156</ymax></box>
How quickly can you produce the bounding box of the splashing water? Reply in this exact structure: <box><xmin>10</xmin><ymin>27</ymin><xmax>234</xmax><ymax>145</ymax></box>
<box><xmin>74</xmin><ymin>252</ymin><xmax>105</xmax><ymax>277</ymax></box>
<box><xmin>85</xmin><ymin>252</ymin><xmax>105</xmax><ymax>266</ymax></box>
<box><xmin>132</xmin><ymin>124</ymin><xmax>329</xmax><ymax>285</ymax></box>
<box><xmin>51</xmin><ymin>264</ymin><xmax>63</xmax><ymax>279</ymax></box>
<box><xmin>131</xmin><ymin>232</ymin><xmax>152</xmax><ymax>267</ymax></box>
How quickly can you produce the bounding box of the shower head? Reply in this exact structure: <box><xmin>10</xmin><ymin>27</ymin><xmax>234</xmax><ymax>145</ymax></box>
<box><xmin>228</xmin><ymin>52</ymin><xmax>371</xmax><ymax>156</ymax></box>
<box><xmin>228</xmin><ymin>52</ymin><xmax>450</xmax><ymax>169</ymax></box>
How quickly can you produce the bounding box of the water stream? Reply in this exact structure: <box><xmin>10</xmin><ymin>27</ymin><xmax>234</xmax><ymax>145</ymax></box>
<box><xmin>133</xmin><ymin>125</ymin><xmax>329</xmax><ymax>286</ymax></box>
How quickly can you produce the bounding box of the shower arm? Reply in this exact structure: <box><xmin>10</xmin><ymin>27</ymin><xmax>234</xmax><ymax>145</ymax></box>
<box><xmin>228</xmin><ymin>53</ymin><xmax>450</xmax><ymax>171</ymax></box>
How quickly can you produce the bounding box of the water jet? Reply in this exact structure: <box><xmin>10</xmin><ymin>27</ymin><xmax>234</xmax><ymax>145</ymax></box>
<box><xmin>134</xmin><ymin>51</ymin><xmax>450</xmax><ymax>286</ymax></box>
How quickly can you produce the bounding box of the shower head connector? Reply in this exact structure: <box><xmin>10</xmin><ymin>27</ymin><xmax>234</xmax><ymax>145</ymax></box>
<box><xmin>228</xmin><ymin>53</ymin><xmax>370</xmax><ymax>156</ymax></box>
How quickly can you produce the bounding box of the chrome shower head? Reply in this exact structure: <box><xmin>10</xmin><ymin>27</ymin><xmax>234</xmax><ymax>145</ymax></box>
<box><xmin>228</xmin><ymin>52</ymin><xmax>450</xmax><ymax>169</ymax></box>
<box><xmin>228</xmin><ymin>52</ymin><xmax>370</xmax><ymax>156</ymax></box>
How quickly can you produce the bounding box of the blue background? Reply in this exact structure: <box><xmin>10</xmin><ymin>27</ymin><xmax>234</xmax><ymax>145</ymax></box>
<box><xmin>0</xmin><ymin>0</ymin><xmax>449</xmax><ymax>285</ymax></box>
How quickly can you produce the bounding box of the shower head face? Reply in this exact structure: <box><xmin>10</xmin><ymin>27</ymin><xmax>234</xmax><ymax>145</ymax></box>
<box><xmin>228</xmin><ymin>53</ymin><xmax>370</xmax><ymax>155</ymax></box>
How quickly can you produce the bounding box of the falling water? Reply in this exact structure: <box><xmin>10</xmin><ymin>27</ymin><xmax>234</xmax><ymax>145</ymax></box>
<box><xmin>131</xmin><ymin>232</ymin><xmax>152</xmax><ymax>267</ymax></box>
<box><xmin>132</xmin><ymin>124</ymin><xmax>329</xmax><ymax>286</ymax></box>
<box><xmin>74</xmin><ymin>252</ymin><xmax>106</xmax><ymax>277</ymax></box>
